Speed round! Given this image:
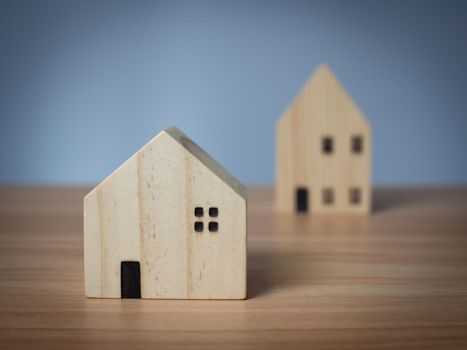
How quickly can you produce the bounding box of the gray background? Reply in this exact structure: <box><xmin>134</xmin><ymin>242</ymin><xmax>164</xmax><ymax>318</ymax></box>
<box><xmin>1</xmin><ymin>0</ymin><xmax>466</xmax><ymax>185</ymax></box>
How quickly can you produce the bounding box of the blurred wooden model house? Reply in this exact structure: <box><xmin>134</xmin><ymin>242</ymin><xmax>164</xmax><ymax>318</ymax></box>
<box><xmin>276</xmin><ymin>64</ymin><xmax>371</xmax><ymax>214</ymax></box>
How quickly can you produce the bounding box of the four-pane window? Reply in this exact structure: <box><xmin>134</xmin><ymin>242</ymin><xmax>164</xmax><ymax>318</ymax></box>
<box><xmin>193</xmin><ymin>207</ymin><xmax>219</xmax><ymax>232</ymax></box>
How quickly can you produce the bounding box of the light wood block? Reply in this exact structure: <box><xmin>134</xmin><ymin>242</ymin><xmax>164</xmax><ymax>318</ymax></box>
<box><xmin>84</xmin><ymin>127</ymin><xmax>247</xmax><ymax>299</ymax></box>
<box><xmin>276</xmin><ymin>64</ymin><xmax>371</xmax><ymax>214</ymax></box>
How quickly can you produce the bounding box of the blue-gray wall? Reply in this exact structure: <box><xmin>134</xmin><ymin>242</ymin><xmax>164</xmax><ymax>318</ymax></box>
<box><xmin>1</xmin><ymin>0</ymin><xmax>467</xmax><ymax>185</ymax></box>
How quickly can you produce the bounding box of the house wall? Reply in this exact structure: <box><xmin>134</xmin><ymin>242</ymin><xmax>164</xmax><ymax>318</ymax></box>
<box><xmin>84</xmin><ymin>154</ymin><xmax>141</xmax><ymax>298</ymax></box>
<box><xmin>84</xmin><ymin>132</ymin><xmax>247</xmax><ymax>299</ymax></box>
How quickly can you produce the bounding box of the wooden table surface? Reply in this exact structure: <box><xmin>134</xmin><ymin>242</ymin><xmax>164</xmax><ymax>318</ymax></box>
<box><xmin>1</xmin><ymin>186</ymin><xmax>467</xmax><ymax>349</ymax></box>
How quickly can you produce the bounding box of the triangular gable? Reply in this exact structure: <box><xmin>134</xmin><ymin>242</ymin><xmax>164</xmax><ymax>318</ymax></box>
<box><xmin>86</xmin><ymin>127</ymin><xmax>246</xmax><ymax>201</ymax></box>
<box><xmin>279</xmin><ymin>63</ymin><xmax>369</xmax><ymax>127</ymax></box>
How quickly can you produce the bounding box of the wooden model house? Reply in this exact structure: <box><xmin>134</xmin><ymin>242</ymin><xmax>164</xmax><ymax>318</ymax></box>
<box><xmin>276</xmin><ymin>64</ymin><xmax>371</xmax><ymax>214</ymax></box>
<box><xmin>84</xmin><ymin>127</ymin><xmax>247</xmax><ymax>299</ymax></box>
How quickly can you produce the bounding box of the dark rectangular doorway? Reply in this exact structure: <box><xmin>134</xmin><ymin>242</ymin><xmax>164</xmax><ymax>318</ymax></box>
<box><xmin>121</xmin><ymin>261</ymin><xmax>141</xmax><ymax>298</ymax></box>
<box><xmin>296</xmin><ymin>187</ymin><xmax>309</xmax><ymax>213</ymax></box>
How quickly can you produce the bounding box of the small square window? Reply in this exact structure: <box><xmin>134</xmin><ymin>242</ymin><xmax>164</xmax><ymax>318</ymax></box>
<box><xmin>351</xmin><ymin>135</ymin><xmax>363</xmax><ymax>154</ymax></box>
<box><xmin>349</xmin><ymin>187</ymin><xmax>361</xmax><ymax>204</ymax></box>
<box><xmin>208</xmin><ymin>222</ymin><xmax>219</xmax><ymax>232</ymax></box>
<box><xmin>322</xmin><ymin>188</ymin><xmax>334</xmax><ymax>205</ymax></box>
<box><xmin>194</xmin><ymin>207</ymin><xmax>204</xmax><ymax>217</ymax></box>
<box><xmin>209</xmin><ymin>207</ymin><xmax>218</xmax><ymax>217</ymax></box>
<box><xmin>194</xmin><ymin>221</ymin><xmax>204</xmax><ymax>232</ymax></box>
<box><xmin>322</xmin><ymin>136</ymin><xmax>333</xmax><ymax>154</ymax></box>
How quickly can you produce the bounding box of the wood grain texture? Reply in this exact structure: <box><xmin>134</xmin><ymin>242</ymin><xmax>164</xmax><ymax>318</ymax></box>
<box><xmin>84</xmin><ymin>127</ymin><xmax>247</xmax><ymax>299</ymax></box>
<box><xmin>1</xmin><ymin>186</ymin><xmax>467</xmax><ymax>349</ymax></box>
<box><xmin>276</xmin><ymin>64</ymin><xmax>371</xmax><ymax>214</ymax></box>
